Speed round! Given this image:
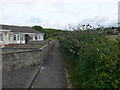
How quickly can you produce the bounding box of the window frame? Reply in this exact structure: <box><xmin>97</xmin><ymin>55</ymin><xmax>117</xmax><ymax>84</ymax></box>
<box><xmin>0</xmin><ymin>34</ymin><xmax>3</xmax><ymax>41</ymax></box>
<box><xmin>13</xmin><ymin>34</ymin><xmax>17</xmax><ymax>41</ymax></box>
<box><xmin>17</xmin><ymin>35</ymin><xmax>20</xmax><ymax>41</ymax></box>
<box><xmin>21</xmin><ymin>34</ymin><xmax>24</xmax><ymax>41</ymax></box>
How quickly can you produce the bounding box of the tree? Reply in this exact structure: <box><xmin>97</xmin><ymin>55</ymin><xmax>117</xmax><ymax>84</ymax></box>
<box><xmin>33</xmin><ymin>26</ymin><xmax>43</xmax><ymax>32</ymax></box>
<box><xmin>111</xmin><ymin>27</ymin><xmax>115</xmax><ymax>30</ymax></box>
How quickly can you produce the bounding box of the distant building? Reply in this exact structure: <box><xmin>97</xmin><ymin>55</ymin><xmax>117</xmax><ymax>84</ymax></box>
<box><xmin>118</xmin><ymin>1</ymin><xmax>120</xmax><ymax>27</ymax></box>
<box><xmin>0</xmin><ymin>24</ymin><xmax>44</xmax><ymax>46</ymax></box>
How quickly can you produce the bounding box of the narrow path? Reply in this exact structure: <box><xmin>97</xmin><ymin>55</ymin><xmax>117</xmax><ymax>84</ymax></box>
<box><xmin>31</xmin><ymin>41</ymin><xmax>68</xmax><ymax>88</ymax></box>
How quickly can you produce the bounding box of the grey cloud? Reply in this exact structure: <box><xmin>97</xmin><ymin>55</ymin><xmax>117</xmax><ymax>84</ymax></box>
<box><xmin>78</xmin><ymin>16</ymin><xmax>115</xmax><ymax>27</ymax></box>
<box><xmin>27</xmin><ymin>17</ymin><xmax>43</xmax><ymax>24</ymax></box>
<box><xmin>105</xmin><ymin>20</ymin><xmax>118</xmax><ymax>27</ymax></box>
<box><xmin>26</xmin><ymin>17</ymin><xmax>61</xmax><ymax>29</ymax></box>
<box><xmin>82</xmin><ymin>17</ymin><xmax>109</xmax><ymax>24</ymax></box>
<box><xmin>67</xmin><ymin>16</ymin><xmax>117</xmax><ymax>28</ymax></box>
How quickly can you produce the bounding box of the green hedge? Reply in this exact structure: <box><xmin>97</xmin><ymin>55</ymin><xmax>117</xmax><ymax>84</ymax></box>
<box><xmin>59</xmin><ymin>30</ymin><xmax>120</xmax><ymax>88</ymax></box>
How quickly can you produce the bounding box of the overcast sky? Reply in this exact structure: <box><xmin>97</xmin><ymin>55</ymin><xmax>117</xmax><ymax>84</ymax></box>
<box><xmin>0</xmin><ymin>0</ymin><xmax>119</xmax><ymax>29</ymax></box>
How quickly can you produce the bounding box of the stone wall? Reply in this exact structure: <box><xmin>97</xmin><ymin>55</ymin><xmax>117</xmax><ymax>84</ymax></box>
<box><xmin>2</xmin><ymin>40</ymin><xmax>50</xmax><ymax>53</ymax></box>
<box><xmin>1</xmin><ymin>40</ymin><xmax>55</xmax><ymax>71</ymax></box>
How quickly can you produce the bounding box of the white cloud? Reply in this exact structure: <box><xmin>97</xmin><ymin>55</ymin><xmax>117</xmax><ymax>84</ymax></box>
<box><xmin>0</xmin><ymin>0</ymin><xmax>119</xmax><ymax>29</ymax></box>
<box><xmin>0</xmin><ymin>0</ymin><xmax>36</xmax><ymax>2</ymax></box>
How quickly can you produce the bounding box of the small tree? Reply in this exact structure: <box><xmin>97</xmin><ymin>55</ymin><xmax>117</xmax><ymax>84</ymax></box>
<box><xmin>33</xmin><ymin>26</ymin><xmax>43</xmax><ymax>32</ymax></box>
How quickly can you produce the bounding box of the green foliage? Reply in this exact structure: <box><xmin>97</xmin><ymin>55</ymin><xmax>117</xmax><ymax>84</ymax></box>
<box><xmin>104</xmin><ymin>27</ymin><xmax>119</xmax><ymax>35</ymax></box>
<box><xmin>33</xmin><ymin>25</ymin><xmax>65</xmax><ymax>39</ymax></box>
<box><xmin>33</xmin><ymin>26</ymin><xmax>44</xmax><ymax>32</ymax></box>
<box><xmin>38</xmin><ymin>43</ymin><xmax>45</xmax><ymax>48</ymax></box>
<box><xmin>59</xmin><ymin>30</ymin><xmax>120</xmax><ymax>88</ymax></box>
<box><xmin>48</xmin><ymin>37</ymin><xmax>53</xmax><ymax>41</ymax></box>
<box><xmin>33</xmin><ymin>25</ymin><xmax>120</xmax><ymax>88</ymax></box>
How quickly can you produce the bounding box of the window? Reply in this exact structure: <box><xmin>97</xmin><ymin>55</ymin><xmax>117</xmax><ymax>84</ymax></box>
<box><xmin>31</xmin><ymin>36</ymin><xmax>33</xmax><ymax>40</ymax></box>
<box><xmin>29</xmin><ymin>34</ymin><xmax>33</xmax><ymax>40</ymax></box>
<box><xmin>0</xmin><ymin>34</ymin><xmax>3</xmax><ymax>41</ymax></box>
<box><xmin>39</xmin><ymin>35</ymin><xmax>41</xmax><ymax>39</ymax></box>
<box><xmin>9</xmin><ymin>36</ymin><xmax>10</xmax><ymax>40</ymax></box>
<box><xmin>13</xmin><ymin>35</ymin><xmax>16</xmax><ymax>41</ymax></box>
<box><xmin>21</xmin><ymin>35</ymin><xmax>24</xmax><ymax>41</ymax></box>
<box><xmin>9</xmin><ymin>34</ymin><xmax>11</xmax><ymax>40</ymax></box>
<box><xmin>17</xmin><ymin>35</ymin><xmax>19</xmax><ymax>40</ymax></box>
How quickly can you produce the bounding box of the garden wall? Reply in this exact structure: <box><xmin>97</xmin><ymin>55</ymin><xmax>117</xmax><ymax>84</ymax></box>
<box><xmin>1</xmin><ymin>40</ymin><xmax>55</xmax><ymax>71</ymax></box>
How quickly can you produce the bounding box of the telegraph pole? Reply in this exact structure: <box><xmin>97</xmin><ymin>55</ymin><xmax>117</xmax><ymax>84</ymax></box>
<box><xmin>118</xmin><ymin>1</ymin><xmax>120</xmax><ymax>27</ymax></box>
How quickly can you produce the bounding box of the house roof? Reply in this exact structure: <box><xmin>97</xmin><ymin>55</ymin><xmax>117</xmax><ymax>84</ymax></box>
<box><xmin>0</xmin><ymin>24</ymin><xmax>42</xmax><ymax>33</ymax></box>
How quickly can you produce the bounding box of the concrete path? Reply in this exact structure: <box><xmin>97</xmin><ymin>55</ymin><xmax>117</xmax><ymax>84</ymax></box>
<box><xmin>2</xmin><ymin>42</ymin><xmax>68</xmax><ymax>88</ymax></box>
<box><xmin>31</xmin><ymin>42</ymin><xmax>68</xmax><ymax>88</ymax></box>
<box><xmin>2</xmin><ymin>66</ymin><xmax>41</xmax><ymax>88</ymax></box>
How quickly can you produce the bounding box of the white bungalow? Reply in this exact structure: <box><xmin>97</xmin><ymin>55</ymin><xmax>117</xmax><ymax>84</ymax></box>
<box><xmin>0</xmin><ymin>24</ymin><xmax>44</xmax><ymax>46</ymax></box>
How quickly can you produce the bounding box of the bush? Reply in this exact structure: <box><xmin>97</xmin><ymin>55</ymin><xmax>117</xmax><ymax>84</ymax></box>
<box><xmin>48</xmin><ymin>38</ymin><xmax>53</xmax><ymax>41</ymax></box>
<box><xmin>38</xmin><ymin>44</ymin><xmax>45</xmax><ymax>48</ymax></box>
<box><xmin>59</xmin><ymin>30</ymin><xmax>120</xmax><ymax>88</ymax></box>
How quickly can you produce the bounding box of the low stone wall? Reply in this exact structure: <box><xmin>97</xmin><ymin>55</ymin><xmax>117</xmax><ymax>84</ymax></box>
<box><xmin>2</xmin><ymin>40</ymin><xmax>50</xmax><ymax>53</ymax></box>
<box><xmin>1</xmin><ymin>40</ymin><xmax>55</xmax><ymax>71</ymax></box>
<box><xmin>7</xmin><ymin>40</ymin><xmax>50</xmax><ymax>49</ymax></box>
<box><xmin>27</xmin><ymin>40</ymin><xmax>49</xmax><ymax>45</ymax></box>
<box><xmin>2</xmin><ymin>48</ymin><xmax>34</xmax><ymax>53</ymax></box>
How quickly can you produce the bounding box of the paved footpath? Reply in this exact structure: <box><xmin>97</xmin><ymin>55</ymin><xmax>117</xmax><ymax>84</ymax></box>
<box><xmin>31</xmin><ymin>42</ymin><xmax>68</xmax><ymax>88</ymax></box>
<box><xmin>2</xmin><ymin>66</ymin><xmax>40</xmax><ymax>88</ymax></box>
<box><xmin>2</xmin><ymin>42</ymin><xmax>68</xmax><ymax>88</ymax></box>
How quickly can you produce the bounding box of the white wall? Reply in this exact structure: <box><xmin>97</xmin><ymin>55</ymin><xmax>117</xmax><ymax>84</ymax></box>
<box><xmin>31</xmin><ymin>33</ymin><xmax>44</xmax><ymax>41</ymax></box>
<box><xmin>0</xmin><ymin>31</ymin><xmax>10</xmax><ymax>45</ymax></box>
<box><xmin>0</xmin><ymin>31</ymin><xmax>44</xmax><ymax>46</ymax></box>
<box><xmin>9</xmin><ymin>33</ymin><xmax>25</xmax><ymax>44</ymax></box>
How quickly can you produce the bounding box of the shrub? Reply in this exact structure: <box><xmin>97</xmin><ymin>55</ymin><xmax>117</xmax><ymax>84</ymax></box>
<box><xmin>59</xmin><ymin>30</ymin><xmax>120</xmax><ymax>88</ymax></box>
<box><xmin>38</xmin><ymin>44</ymin><xmax>45</xmax><ymax>48</ymax></box>
<box><xmin>48</xmin><ymin>38</ymin><xmax>53</xmax><ymax>41</ymax></box>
